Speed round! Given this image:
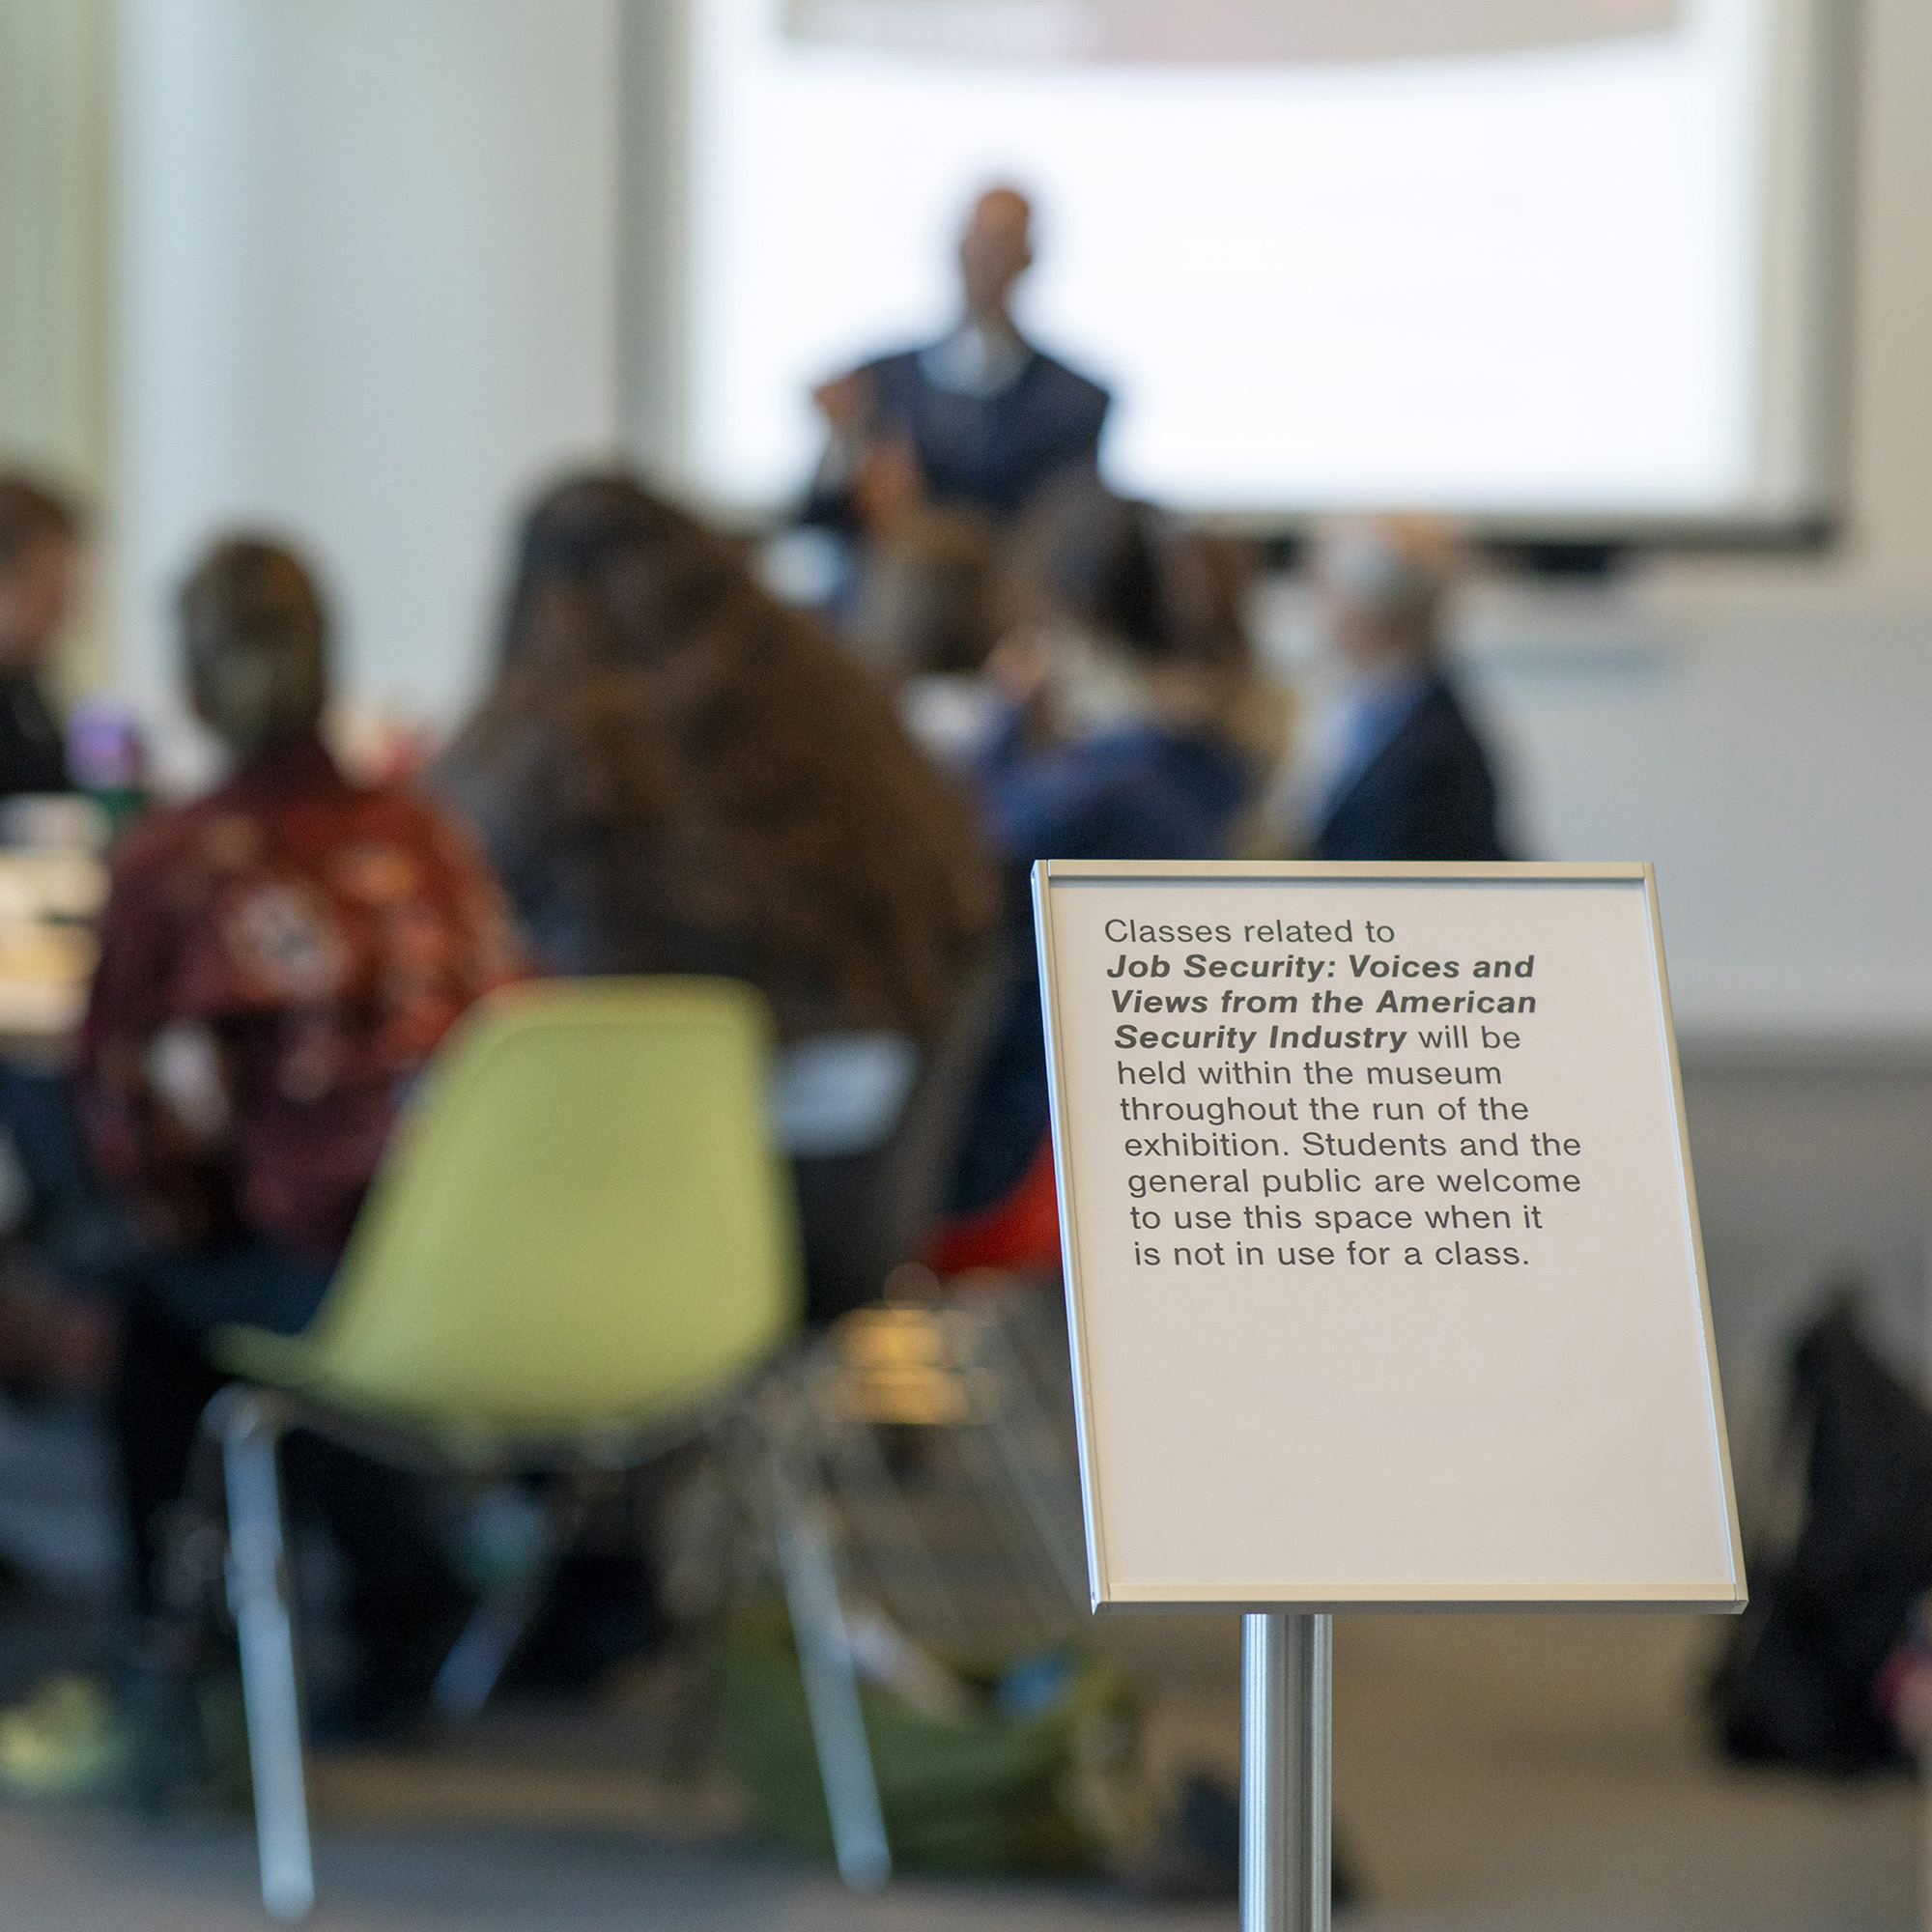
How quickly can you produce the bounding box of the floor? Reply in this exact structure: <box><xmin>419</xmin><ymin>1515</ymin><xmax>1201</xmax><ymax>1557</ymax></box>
<box><xmin>5</xmin><ymin>1052</ymin><xmax>1931</xmax><ymax>1930</ymax></box>
<box><xmin>0</xmin><ymin>1605</ymin><xmax>1918</xmax><ymax>1931</ymax></box>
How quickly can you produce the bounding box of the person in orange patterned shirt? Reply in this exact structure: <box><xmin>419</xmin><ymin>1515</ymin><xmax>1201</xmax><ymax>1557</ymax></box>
<box><xmin>79</xmin><ymin>536</ymin><xmax>521</xmax><ymax>1733</ymax></box>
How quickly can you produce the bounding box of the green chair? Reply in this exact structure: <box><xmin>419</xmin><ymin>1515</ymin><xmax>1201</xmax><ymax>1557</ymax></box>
<box><xmin>201</xmin><ymin>979</ymin><xmax>889</xmax><ymax>1920</ymax></box>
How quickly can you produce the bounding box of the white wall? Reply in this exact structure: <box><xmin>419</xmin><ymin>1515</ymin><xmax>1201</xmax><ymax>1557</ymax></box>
<box><xmin>117</xmin><ymin>0</ymin><xmax>622</xmax><ymax>766</ymax></box>
<box><xmin>1454</xmin><ymin>601</ymin><xmax>1932</xmax><ymax>1047</ymax></box>
<box><xmin>1442</xmin><ymin>0</ymin><xmax>1932</xmax><ymax>1048</ymax></box>
<box><xmin>0</xmin><ymin>0</ymin><xmax>113</xmax><ymax>696</ymax></box>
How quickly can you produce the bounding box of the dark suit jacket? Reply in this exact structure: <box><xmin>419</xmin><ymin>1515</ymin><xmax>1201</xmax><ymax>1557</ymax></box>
<box><xmin>813</xmin><ymin>343</ymin><xmax>1110</xmax><ymax>524</ymax></box>
<box><xmin>1313</xmin><ymin>676</ymin><xmax>1505</xmax><ymax>863</ymax></box>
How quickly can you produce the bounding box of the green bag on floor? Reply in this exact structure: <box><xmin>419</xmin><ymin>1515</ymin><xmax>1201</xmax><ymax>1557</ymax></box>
<box><xmin>716</xmin><ymin>1614</ymin><xmax>1138</xmax><ymax>1876</ymax></box>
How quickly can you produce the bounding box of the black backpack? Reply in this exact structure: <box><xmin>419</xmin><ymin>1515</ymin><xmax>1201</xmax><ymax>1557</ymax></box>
<box><xmin>1712</xmin><ymin>1294</ymin><xmax>1932</xmax><ymax>1772</ymax></box>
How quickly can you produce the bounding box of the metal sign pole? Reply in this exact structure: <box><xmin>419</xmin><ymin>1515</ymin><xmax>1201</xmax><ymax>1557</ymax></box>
<box><xmin>1240</xmin><ymin>1611</ymin><xmax>1332</xmax><ymax>1932</ymax></box>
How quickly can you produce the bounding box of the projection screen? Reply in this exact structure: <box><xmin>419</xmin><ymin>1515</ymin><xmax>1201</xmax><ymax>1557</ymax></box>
<box><xmin>633</xmin><ymin>0</ymin><xmax>1849</xmax><ymax>537</ymax></box>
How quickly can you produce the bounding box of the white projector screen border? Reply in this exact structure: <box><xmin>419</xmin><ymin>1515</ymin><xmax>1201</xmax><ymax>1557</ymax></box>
<box><xmin>782</xmin><ymin>0</ymin><xmax>1684</xmax><ymax>65</ymax></box>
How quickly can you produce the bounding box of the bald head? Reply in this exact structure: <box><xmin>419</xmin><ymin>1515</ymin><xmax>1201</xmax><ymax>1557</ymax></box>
<box><xmin>958</xmin><ymin>186</ymin><xmax>1034</xmax><ymax>327</ymax></box>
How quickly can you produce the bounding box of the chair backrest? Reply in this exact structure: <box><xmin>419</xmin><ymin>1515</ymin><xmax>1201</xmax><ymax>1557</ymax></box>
<box><xmin>294</xmin><ymin>979</ymin><xmax>802</xmax><ymax>1438</ymax></box>
<box><xmin>789</xmin><ymin>937</ymin><xmax>1010</xmax><ymax>1323</ymax></box>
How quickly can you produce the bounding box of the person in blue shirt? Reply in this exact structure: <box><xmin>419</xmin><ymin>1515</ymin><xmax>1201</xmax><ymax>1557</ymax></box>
<box><xmin>1303</xmin><ymin>516</ymin><xmax>1507</xmax><ymax>864</ymax></box>
<box><xmin>950</xmin><ymin>481</ymin><xmax>1261</xmax><ymax>1217</ymax></box>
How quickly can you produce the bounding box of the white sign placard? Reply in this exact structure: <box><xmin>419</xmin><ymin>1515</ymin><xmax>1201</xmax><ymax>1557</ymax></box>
<box><xmin>1035</xmin><ymin>861</ymin><xmax>1744</xmax><ymax>1611</ymax></box>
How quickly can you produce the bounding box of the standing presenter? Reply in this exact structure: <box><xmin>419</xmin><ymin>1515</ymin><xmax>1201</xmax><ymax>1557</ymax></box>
<box><xmin>807</xmin><ymin>185</ymin><xmax>1112</xmax><ymax>535</ymax></box>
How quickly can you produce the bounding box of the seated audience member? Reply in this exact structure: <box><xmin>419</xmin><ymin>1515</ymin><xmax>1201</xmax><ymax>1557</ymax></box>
<box><xmin>436</xmin><ymin>472</ymin><xmax>994</xmax><ymax>1040</ymax></box>
<box><xmin>849</xmin><ymin>506</ymin><xmax>1009</xmax><ymax>765</ymax></box>
<box><xmin>806</xmin><ymin>186</ymin><xmax>1110</xmax><ymax>541</ymax></box>
<box><xmin>0</xmin><ymin>473</ymin><xmax>80</xmax><ymax>800</ymax></box>
<box><xmin>850</xmin><ymin>506</ymin><xmax>1003</xmax><ymax>684</ymax></box>
<box><xmin>0</xmin><ymin>475</ymin><xmax>116</xmax><ymax>1390</ymax></box>
<box><xmin>81</xmin><ymin>537</ymin><xmax>521</xmax><ymax>1731</ymax></box>
<box><xmin>436</xmin><ymin>476</ymin><xmax>997</xmax><ymax>1322</ymax></box>
<box><xmin>942</xmin><ymin>480</ymin><xmax>1265</xmax><ymax>1254</ymax></box>
<box><xmin>1301</xmin><ymin>515</ymin><xmax>1506</xmax><ymax>862</ymax></box>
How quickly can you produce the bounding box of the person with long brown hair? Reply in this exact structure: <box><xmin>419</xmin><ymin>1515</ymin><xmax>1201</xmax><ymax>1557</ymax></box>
<box><xmin>437</xmin><ymin>472</ymin><xmax>997</xmax><ymax>1045</ymax></box>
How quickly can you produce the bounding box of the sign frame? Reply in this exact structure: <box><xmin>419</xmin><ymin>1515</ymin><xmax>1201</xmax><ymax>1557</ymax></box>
<box><xmin>1034</xmin><ymin>857</ymin><xmax>1746</xmax><ymax>1616</ymax></box>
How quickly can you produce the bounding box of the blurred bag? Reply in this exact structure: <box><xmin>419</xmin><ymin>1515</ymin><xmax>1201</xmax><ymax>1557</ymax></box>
<box><xmin>1711</xmin><ymin>1295</ymin><xmax>1932</xmax><ymax>1771</ymax></box>
<box><xmin>717</xmin><ymin>1612</ymin><xmax>1139</xmax><ymax>1875</ymax></box>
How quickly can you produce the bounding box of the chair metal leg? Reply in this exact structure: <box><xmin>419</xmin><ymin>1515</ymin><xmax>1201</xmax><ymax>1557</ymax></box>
<box><xmin>213</xmin><ymin>1388</ymin><xmax>315</xmax><ymax>1923</ymax></box>
<box><xmin>432</xmin><ymin>1566</ymin><xmax>551</xmax><ymax>1723</ymax></box>
<box><xmin>433</xmin><ymin>1561</ymin><xmax>553</xmax><ymax>1731</ymax></box>
<box><xmin>772</xmin><ymin>1489</ymin><xmax>891</xmax><ymax>1890</ymax></box>
<box><xmin>432</xmin><ymin>1484</ymin><xmax>588</xmax><ymax>1722</ymax></box>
